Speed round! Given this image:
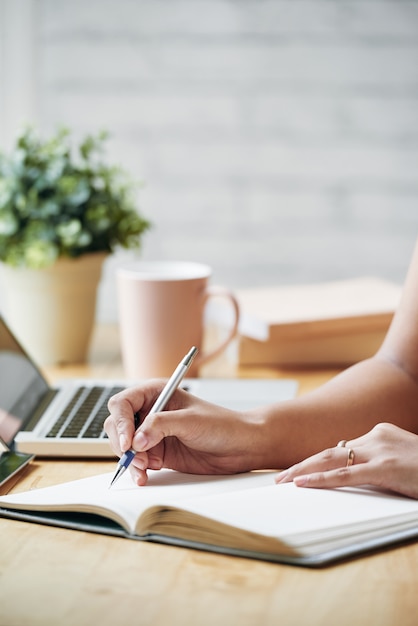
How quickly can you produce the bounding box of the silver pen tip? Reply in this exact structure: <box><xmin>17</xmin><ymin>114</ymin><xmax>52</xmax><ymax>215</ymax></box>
<box><xmin>184</xmin><ymin>346</ymin><xmax>198</xmax><ymax>366</ymax></box>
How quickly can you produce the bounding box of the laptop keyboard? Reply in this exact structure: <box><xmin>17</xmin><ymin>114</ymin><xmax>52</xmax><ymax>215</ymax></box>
<box><xmin>46</xmin><ymin>386</ymin><xmax>124</xmax><ymax>439</ymax></box>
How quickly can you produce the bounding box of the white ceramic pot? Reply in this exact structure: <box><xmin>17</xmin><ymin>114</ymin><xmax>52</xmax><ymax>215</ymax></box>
<box><xmin>0</xmin><ymin>252</ymin><xmax>107</xmax><ymax>365</ymax></box>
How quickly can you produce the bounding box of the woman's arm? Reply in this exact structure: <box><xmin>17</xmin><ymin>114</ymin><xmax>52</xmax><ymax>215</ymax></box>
<box><xmin>257</xmin><ymin>238</ymin><xmax>418</xmax><ymax>468</ymax></box>
<box><xmin>105</xmin><ymin>239</ymin><xmax>418</xmax><ymax>484</ymax></box>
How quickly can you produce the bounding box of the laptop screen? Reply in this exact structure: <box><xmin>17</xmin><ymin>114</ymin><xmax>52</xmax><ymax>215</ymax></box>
<box><xmin>0</xmin><ymin>317</ymin><xmax>49</xmax><ymax>447</ymax></box>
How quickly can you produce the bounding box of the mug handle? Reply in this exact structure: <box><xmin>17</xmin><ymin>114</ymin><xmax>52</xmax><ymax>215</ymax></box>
<box><xmin>195</xmin><ymin>285</ymin><xmax>240</xmax><ymax>367</ymax></box>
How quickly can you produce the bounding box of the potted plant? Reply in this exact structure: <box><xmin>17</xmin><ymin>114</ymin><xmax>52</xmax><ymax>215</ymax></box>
<box><xmin>0</xmin><ymin>126</ymin><xmax>151</xmax><ymax>365</ymax></box>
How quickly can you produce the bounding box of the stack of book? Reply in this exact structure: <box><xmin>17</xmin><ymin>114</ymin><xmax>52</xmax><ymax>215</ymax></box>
<box><xmin>237</xmin><ymin>277</ymin><xmax>401</xmax><ymax>367</ymax></box>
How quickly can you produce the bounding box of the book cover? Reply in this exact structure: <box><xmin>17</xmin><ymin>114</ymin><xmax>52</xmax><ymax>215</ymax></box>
<box><xmin>237</xmin><ymin>278</ymin><xmax>401</xmax><ymax>366</ymax></box>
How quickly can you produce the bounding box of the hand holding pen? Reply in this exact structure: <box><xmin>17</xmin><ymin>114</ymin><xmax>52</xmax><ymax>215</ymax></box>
<box><xmin>109</xmin><ymin>346</ymin><xmax>198</xmax><ymax>487</ymax></box>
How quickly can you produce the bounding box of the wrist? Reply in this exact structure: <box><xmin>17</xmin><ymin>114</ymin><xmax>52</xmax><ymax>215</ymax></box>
<box><xmin>242</xmin><ymin>405</ymin><xmax>284</xmax><ymax>470</ymax></box>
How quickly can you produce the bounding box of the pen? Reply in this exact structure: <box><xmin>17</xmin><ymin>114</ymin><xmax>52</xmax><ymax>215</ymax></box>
<box><xmin>109</xmin><ymin>346</ymin><xmax>198</xmax><ymax>488</ymax></box>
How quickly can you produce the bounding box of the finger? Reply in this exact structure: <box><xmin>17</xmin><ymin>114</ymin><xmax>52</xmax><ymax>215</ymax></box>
<box><xmin>107</xmin><ymin>389</ymin><xmax>147</xmax><ymax>452</ymax></box>
<box><xmin>103</xmin><ymin>414</ymin><xmax>122</xmax><ymax>456</ymax></box>
<box><xmin>130</xmin><ymin>448</ymin><xmax>164</xmax><ymax>471</ymax></box>
<box><xmin>129</xmin><ymin>450</ymin><xmax>166</xmax><ymax>485</ymax></box>
<box><xmin>130</xmin><ymin>451</ymin><xmax>149</xmax><ymax>471</ymax></box>
<box><xmin>275</xmin><ymin>446</ymin><xmax>351</xmax><ymax>484</ymax></box>
<box><xmin>292</xmin><ymin>464</ymin><xmax>376</xmax><ymax>490</ymax></box>
<box><xmin>132</xmin><ymin>407</ymin><xmax>191</xmax><ymax>452</ymax></box>
<box><xmin>129</xmin><ymin>465</ymin><xmax>149</xmax><ymax>487</ymax></box>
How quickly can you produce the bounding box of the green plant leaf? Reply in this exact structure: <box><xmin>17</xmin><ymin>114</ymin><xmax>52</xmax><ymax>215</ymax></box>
<box><xmin>0</xmin><ymin>126</ymin><xmax>151</xmax><ymax>268</ymax></box>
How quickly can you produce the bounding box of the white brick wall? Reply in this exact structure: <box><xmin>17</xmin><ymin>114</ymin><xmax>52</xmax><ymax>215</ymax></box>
<box><xmin>1</xmin><ymin>0</ymin><xmax>417</xmax><ymax>322</ymax></box>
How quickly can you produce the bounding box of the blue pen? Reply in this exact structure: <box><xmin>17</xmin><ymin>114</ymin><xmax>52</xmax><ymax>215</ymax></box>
<box><xmin>109</xmin><ymin>346</ymin><xmax>198</xmax><ymax>488</ymax></box>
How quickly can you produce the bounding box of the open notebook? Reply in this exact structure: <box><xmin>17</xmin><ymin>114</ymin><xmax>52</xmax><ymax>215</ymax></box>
<box><xmin>1</xmin><ymin>469</ymin><xmax>418</xmax><ymax>567</ymax></box>
<box><xmin>0</xmin><ymin>315</ymin><xmax>298</xmax><ymax>461</ymax></box>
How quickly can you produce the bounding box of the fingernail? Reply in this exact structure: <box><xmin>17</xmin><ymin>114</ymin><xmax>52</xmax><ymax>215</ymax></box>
<box><xmin>294</xmin><ymin>475</ymin><xmax>308</xmax><ymax>487</ymax></box>
<box><xmin>119</xmin><ymin>434</ymin><xmax>129</xmax><ymax>452</ymax></box>
<box><xmin>130</xmin><ymin>466</ymin><xmax>147</xmax><ymax>486</ymax></box>
<box><xmin>133</xmin><ymin>431</ymin><xmax>148</xmax><ymax>451</ymax></box>
<box><xmin>275</xmin><ymin>470</ymin><xmax>288</xmax><ymax>483</ymax></box>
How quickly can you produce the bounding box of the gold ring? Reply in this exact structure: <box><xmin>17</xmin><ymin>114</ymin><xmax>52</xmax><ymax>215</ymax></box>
<box><xmin>346</xmin><ymin>448</ymin><xmax>355</xmax><ymax>467</ymax></box>
<box><xmin>337</xmin><ymin>440</ymin><xmax>347</xmax><ymax>448</ymax></box>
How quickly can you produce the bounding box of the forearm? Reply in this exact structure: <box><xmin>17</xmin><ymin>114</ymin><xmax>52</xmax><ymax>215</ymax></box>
<box><xmin>251</xmin><ymin>354</ymin><xmax>418</xmax><ymax>469</ymax></box>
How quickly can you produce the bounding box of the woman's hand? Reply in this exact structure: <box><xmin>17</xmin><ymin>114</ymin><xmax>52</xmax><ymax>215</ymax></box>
<box><xmin>104</xmin><ymin>381</ymin><xmax>267</xmax><ymax>485</ymax></box>
<box><xmin>276</xmin><ymin>423</ymin><xmax>418</xmax><ymax>499</ymax></box>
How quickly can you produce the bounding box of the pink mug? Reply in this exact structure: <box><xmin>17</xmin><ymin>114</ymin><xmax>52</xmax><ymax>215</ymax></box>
<box><xmin>117</xmin><ymin>261</ymin><xmax>240</xmax><ymax>378</ymax></box>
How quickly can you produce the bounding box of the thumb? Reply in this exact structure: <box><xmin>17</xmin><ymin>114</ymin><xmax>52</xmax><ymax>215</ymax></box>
<box><xmin>132</xmin><ymin>409</ymin><xmax>185</xmax><ymax>452</ymax></box>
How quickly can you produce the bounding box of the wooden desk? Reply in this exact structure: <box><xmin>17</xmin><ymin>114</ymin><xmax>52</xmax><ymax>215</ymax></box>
<box><xmin>1</xmin><ymin>325</ymin><xmax>417</xmax><ymax>626</ymax></box>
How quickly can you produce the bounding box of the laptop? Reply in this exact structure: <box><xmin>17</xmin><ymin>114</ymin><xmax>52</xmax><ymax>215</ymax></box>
<box><xmin>0</xmin><ymin>315</ymin><xmax>298</xmax><ymax>462</ymax></box>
